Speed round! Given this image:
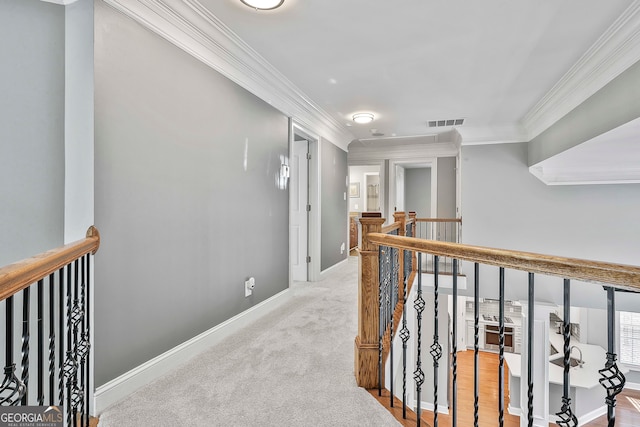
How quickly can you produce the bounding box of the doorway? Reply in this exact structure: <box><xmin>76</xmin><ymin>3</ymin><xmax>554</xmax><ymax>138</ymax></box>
<box><xmin>291</xmin><ymin>134</ymin><xmax>309</xmax><ymax>282</ymax></box>
<box><xmin>364</xmin><ymin>173</ymin><xmax>380</xmax><ymax>212</ymax></box>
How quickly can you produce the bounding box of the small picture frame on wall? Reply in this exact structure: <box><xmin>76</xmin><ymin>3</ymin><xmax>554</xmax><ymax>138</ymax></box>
<box><xmin>349</xmin><ymin>182</ymin><xmax>360</xmax><ymax>198</ymax></box>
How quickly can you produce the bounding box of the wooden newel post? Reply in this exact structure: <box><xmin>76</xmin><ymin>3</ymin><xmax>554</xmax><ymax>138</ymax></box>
<box><xmin>409</xmin><ymin>211</ymin><xmax>417</xmax><ymax>273</ymax></box>
<box><xmin>355</xmin><ymin>212</ymin><xmax>385</xmax><ymax>388</ymax></box>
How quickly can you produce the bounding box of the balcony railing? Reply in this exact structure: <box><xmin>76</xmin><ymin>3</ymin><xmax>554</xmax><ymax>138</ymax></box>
<box><xmin>354</xmin><ymin>212</ymin><xmax>640</xmax><ymax>427</ymax></box>
<box><xmin>0</xmin><ymin>227</ymin><xmax>100</xmax><ymax>427</ymax></box>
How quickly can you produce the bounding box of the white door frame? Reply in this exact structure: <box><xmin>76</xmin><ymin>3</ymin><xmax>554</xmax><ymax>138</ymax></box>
<box><xmin>289</xmin><ymin>121</ymin><xmax>320</xmax><ymax>283</ymax></box>
<box><xmin>348</xmin><ymin>160</ymin><xmax>386</xmax><ymax>219</ymax></box>
<box><xmin>363</xmin><ymin>172</ymin><xmax>381</xmax><ymax>212</ymax></box>
<box><xmin>388</xmin><ymin>158</ymin><xmax>438</xmax><ymax>218</ymax></box>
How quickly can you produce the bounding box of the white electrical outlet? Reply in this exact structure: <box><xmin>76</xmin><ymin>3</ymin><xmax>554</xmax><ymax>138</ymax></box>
<box><xmin>245</xmin><ymin>277</ymin><xmax>255</xmax><ymax>297</ymax></box>
<box><xmin>340</xmin><ymin>242</ymin><xmax>345</xmax><ymax>254</ymax></box>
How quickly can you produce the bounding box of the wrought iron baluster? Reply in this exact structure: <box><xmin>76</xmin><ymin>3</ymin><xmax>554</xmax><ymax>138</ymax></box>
<box><xmin>20</xmin><ymin>287</ymin><xmax>30</xmax><ymax>405</ymax></box>
<box><xmin>452</xmin><ymin>259</ymin><xmax>458</xmax><ymax>427</ymax></box>
<box><xmin>498</xmin><ymin>268</ymin><xmax>505</xmax><ymax>427</ymax></box>
<box><xmin>400</xmin><ymin>255</ymin><xmax>410</xmax><ymax>419</ymax></box>
<box><xmin>431</xmin><ymin>256</ymin><xmax>442</xmax><ymax>427</ymax></box>
<box><xmin>37</xmin><ymin>279</ymin><xmax>44</xmax><ymax>405</ymax></box>
<box><xmin>85</xmin><ymin>255</ymin><xmax>93</xmax><ymax>427</ymax></box>
<box><xmin>527</xmin><ymin>273</ymin><xmax>534</xmax><ymax>427</ymax></box>
<box><xmin>1</xmin><ymin>296</ymin><xmax>26</xmax><ymax>405</ymax></box>
<box><xmin>64</xmin><ymin>263</ymin><xmax>74</xmax><ymax>426</ymax></box>
<box><xmin>414</xmin><ymin>253</ymin><xmax>425</xmax><ymax>427</ymax></box>
<box><xmin>599</xmin><ymin>287</ymin><xmax>625</xmax><ymax>427</ymax></box>
<box><xmin>473</xmin><ymin>263</ymin><xmax>479</xmax><ymax>427</ymax></box>
<box><xmin>70</xmin><ymin>259</ymin><xmax>84</xmax><ymax>426</ymax></box>
<box><xmin>78</xmin><ymin>255</ymin><xmax>90</xmax><ymax>427</ymax></box>
<box><xmin>48</xmin><ymin>273</ymin><xmax>56</xmax><ymax>406</ymax></box>
<box><xmin>58</xmin><ymin>267</ymin><xmax>65</xmax><ymax>408</ymax></box>
<box><xmin>389</xmin><ymin>247</ymin><xmax>396</xmax><ymax>408</ymax></box>
<box><xmin>556</xmin><ymin>279</ymin><xmax>578</xmax><ymax>427</ymax></box>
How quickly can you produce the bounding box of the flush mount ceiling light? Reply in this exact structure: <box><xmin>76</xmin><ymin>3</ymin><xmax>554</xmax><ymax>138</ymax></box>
<box><xmin>240</xmin><ymin>0</ymin><xmax>284</xmax><ymax>10</ymax></box>
<box><xmin>352</xmin><ymin>113</ymin><xmax>374</xmax><ymax>124</ymax></box>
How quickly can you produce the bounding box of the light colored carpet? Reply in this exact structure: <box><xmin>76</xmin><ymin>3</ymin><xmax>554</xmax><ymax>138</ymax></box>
<box><xmin>98</xmin><ymin>257</ymin><xmax>401</xmax><ymax>426</ymax></box>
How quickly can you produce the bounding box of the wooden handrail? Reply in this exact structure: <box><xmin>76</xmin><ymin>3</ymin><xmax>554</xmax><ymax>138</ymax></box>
<box><xmin>416</xmin><ymin>217</ymin><xmax>462</xmax><ymax>223</ymax></box>
<box><xmin>381</xmin><ymin>222</ymin><xmax>401</xmax><ymax>234</ymax></box>
<box><xmin>0</xmin><ymin>226</ymin><xmax>100</xmax><ymax>302</ymax></box>
<box><xmin>367</xmin><ymin>233</ymin><xmax>640</xmax><ymax>290</ymax></box>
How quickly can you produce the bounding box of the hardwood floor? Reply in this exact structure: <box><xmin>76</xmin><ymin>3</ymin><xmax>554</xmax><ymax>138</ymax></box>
<box><xmin>584</xmin><ymin>388</ymin><xmax>640</xmax><ymax>426</ymax></box>
<box><xmin>369</xmin><ymin>349</ymin><xmax>640</xmax><ymax>426</ymax></box>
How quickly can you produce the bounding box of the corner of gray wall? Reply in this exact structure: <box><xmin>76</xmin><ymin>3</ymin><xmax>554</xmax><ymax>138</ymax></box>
<box><xmin>0</xmin><ymin>0</ymin><xmax>65</xmax><ymax>265</ymax></box>
<box><xmin>529</xmin><ymin>59</ymin><xmax>640</xmax><ymax>166</ymax></box>
<box><xmin>320</xmin><ymin>139</ymin><xmax>349</xmax><ymax>271</ymax></box>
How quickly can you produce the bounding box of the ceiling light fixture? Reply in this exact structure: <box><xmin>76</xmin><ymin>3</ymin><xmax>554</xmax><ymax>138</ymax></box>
<box><xmin>352</xmin><ymin>113</ymin><xmax>374</xmax><ymax>124</ymax></box>
<box><xmin>240</xmin><ymin>0</ymin><xmax>284</xmax><ymax>10</ymax></box>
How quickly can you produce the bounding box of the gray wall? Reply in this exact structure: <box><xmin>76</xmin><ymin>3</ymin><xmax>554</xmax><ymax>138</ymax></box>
<box><xmin>529</xmin><ymin>59</ymin><xmax>640</xmax><ymax>166</ymax></box>
<box><xmin>321</xmin><ymin>140</ymin><xmax>349</xmax><ymax>271</ymax></box>
<box><xmin>95</xmin><ymin>2</ymin><xmax>289</xmax><ymax>386</ymax></box>
<box><xmin>64</xmin><ymin>0</ymin><xmax>94</xmax><ymax>243</ymax></box>
<box><xmin>0</xmin><ymin>0</ymin><xmax>65</xmax><ymax>266</ymax></box>
<box><xmin>437</xmin><ymin>157</ymin><xmax>456</xmax><ymax>218</ymax></box>
<box><xmin>405</xmin><ymin>168</ymin><xmax>431</xmax><ymax>217</ymax></box>
<box><xmin>461</xmin><ymin>142</ymin><xmax>640</xmax><ymax>311</ymax></box>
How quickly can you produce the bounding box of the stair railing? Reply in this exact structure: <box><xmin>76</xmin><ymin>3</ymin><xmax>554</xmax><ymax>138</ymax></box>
<box><xmin>414</xmin><ymin>217</ymin><xmax>462</xmax><ymax>274</ymax></box>
<box><xmin>0</xmin><ymin>226</ymin><xmax>100</xmax><ymax>427</ymax></box>
<box><xmin>355</xmin><ymin>212</ymin><xmax>640</xmax><ymax>427</ymax></box>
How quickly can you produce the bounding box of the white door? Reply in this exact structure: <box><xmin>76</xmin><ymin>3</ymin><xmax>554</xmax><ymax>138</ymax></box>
<box><xmin>291</xmin><ymin>139</ymin><xmax>309</xmax><ymax>281</ymax></box>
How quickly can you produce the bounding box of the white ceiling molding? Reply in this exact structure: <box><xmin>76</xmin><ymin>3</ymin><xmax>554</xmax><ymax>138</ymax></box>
<box><xmin>458</xmin><ymin>124</ymin><xmax>528</xmax><ymax>145</ymax></box>
<box><xmin>348</xmin><ymin>140</ymin><xmax>459</xmax><ymax>163</ymax></box>
<box><xmin>529</xmin><ymin>165</ymin><xmax>640</xmax><ymax>186</ymax></box>
<box><xmin>102</xmin><ymin>0</ymin><xmax>355</xmax><ymax>150</ymax></box>
<box><xmin>41</xmin><ymin>0</ymin><xmax>80</xmax><ymax>4</ymax></box>
<box><xmin>522</xmin><ymin>1</ymin><xmax>640</xmax><ymax>140</ymax></box>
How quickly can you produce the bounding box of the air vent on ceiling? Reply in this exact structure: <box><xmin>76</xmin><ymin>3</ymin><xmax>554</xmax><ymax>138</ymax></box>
<box><xmin>428</xmin><ymin>118</ymin><xmax>464</xmax><ymax>128</ymax></box>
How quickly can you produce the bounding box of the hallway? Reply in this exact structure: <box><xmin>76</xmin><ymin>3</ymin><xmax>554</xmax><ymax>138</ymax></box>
<box><xmin>98</xmin><ymin>257</ymin><xmax>400</xmax><ymax>426</ymax></box>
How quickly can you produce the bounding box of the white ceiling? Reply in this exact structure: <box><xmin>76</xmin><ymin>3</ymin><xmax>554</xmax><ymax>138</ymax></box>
<box><xmin>102</xmin><ymin>0</ymin><xmax>640</xmax><ymax>184</ymax></box>
<box><xmin>198</xmin><ymin>0</ymin><xmax>635</xmax><ymax>144</ymax></box>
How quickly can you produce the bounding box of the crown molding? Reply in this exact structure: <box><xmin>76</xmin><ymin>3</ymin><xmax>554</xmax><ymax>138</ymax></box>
<box><xmin>102</xmin><ymin>0</ymin><xmax>354</xmax><ymax>150</ymax></box>
<box><xmin>348</xmin><ymin>140</ymin><xmax>459</xmax><ymax>163</ymax></box>
<box><xmin>41</xmin><ymin>0</ymin><xmax>80</xmax><ymax>4</ymax></box>
<box><xmin>458</xmin><ymin>124</ymin><xmax>528</xmax><ymax>145</ymax></box>
<box><xmin>523</xmin><ymin>1</ymin><xmax>640</xmax><ymax>140</ymax></box>
<box><xmin>529</xmin><ymin>164</ymin><xmax>640</xmax><ymax>186</ymax></box>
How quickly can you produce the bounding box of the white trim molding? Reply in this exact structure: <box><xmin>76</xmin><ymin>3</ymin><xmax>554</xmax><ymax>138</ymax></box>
<box><xmin>94</xmin><ymin>289</ymin><xmax>291</xmax><ymax>414</ymax></box>
<box><xmin>523</xmin><ymin>1</ymin><xmax>640</xmax><ymax>140</ymax></box>
<box><xmin>101</xmin><ymin>0</ymin><xmax>354</xmax><ymax>151</ymax></box>
<box><xmin>529</xmin><ymin>164</ymin><xmax>640</xmax><ymax>186</ymax></box>
<box><xmin>41</xmin><ymin>0</ymin><xmax>81</xmax><ymax>4</ymax></box>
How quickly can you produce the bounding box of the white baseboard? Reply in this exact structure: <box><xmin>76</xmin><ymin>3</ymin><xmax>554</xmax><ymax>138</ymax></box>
<box><xmin>577</xmin><ymin>405</ymin><xmax>607</xmax><ymax>425</ymax></box>
<box><xmin>319</xmin><ymin>257</ymin><xmax>348</xmax><ymax>280</ymax></box>
<box><xmin>625</xmin><ymin>381</ymin><xmax>640</xmax><ymax>390</ymax></box>
<box><xmin>410</xmin><ymin>400</ymin><xmax>449</xmax><ymax>415</ymax></box>
<box><xmin>508</xmin><ymin>404</ymin><xmax>522</xmax><ymax>416</ymax></box>
<box><xmin>547</xmin><ymin>405</ymin><xmax>606</xmax><ymax>426</ymax></box>
<box><xmin>94</xmin><ymin>288</ymin><xmax>291</xmax><ymax>414</ymax></box>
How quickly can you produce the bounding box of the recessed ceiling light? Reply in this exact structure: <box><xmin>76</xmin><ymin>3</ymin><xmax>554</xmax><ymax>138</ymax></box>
<box><xmin>353</xmin><ymin>113</ymin><xmax>374</xmax><ymax>124</ymax></box>
<box><xmin>240</xmin><ymin>0</ymin><xmax>284</xmax><ymax>10</ymax></box>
